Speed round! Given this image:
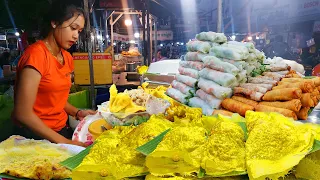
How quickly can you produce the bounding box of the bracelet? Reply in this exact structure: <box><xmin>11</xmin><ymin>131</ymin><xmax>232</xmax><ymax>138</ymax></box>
<box><xmin>75</xmin><ymin>110</ymin><xmax>82</xmax><ymax>120</ymax></box>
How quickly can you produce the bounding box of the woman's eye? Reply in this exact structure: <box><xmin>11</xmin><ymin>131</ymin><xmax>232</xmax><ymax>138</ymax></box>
<box><xmin>71</xmin><ymin>27</ymin><xmax>77</xmax><ymax>30</ymax></box>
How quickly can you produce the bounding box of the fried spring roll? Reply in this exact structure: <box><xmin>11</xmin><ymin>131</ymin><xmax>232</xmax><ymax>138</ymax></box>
<box><xmin>231</xmin><ymin>96</ymin><xmax>258</xmax><ymax>108</ymax></box>
<box><xmin>221</xmin><ymin>98</ymin><xmax>254</xmax><ymax>116</ymax></box>
<box><xmin>259</xmin><ymin>99</ymin><xmax>302</xmax><ymax>112</ymax></box>
<box><xmin>301</xmin><ymin>93</ymin><xmax>314</xmax><ymax>107</ymax></box>
<box><xmin>255</xmin><ymin>104</ymin><xmax>297</xmax><ymax>120</ymax></box>
<box><xmin>296</xmin><ymin>107</ymin><xmax>310</xmax><ymax>120</ymax></box>
<box><xmin>312</xmin><ymin>89</ymin><xmax>320</xmax><ymax>96</ymax></box>
<box><xmin>212</xmin><ymin>109</ymin><xmax>233</xmax><ymax>117</ymax></box>
<box><xmin>233</xmin><ymin>87</ymin><xmax>264</xmax><ymax>101</ymax></box>
<box><xmin>262</xmin><ymin>88</ymin><xmax>302</xmax><ymax>101</ymax></box>
<box><xmin>281</xmin><ymin>78</ymin><xmax>316</xmax><ymax>86</ymax></box>
<box><xmin>272</xmin><ymin>82</ymin><xmax>313</xmax><ymax>93</ymax></box>
<box><xmin>312</xmin><ymin>95</ymin><xmax>318</xmax><ymax>107</ymax></box>
<box><xmin>317</xmin><ymin>86</ymin><xmax>320</xmax><ymax>92</ymax></box>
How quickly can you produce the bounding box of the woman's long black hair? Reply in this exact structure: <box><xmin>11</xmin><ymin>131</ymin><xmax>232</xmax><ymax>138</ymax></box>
<box><xmin>40</xmin><ymin>0</ymin><xmax>86</xmax><ymax>38</ymax></box>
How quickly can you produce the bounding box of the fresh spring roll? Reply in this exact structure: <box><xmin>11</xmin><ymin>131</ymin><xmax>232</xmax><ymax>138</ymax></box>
<box><xmin>221</xmin><ymin>98</ymin><xmax>254</xmax><ymax>117</ymax></box>
<box><xmin>196</xmin><ymin>89</ymin><xmax>222</xmax><ymax>109</ymax></box>
<box><xmin>262</xmin><ymin>72</ymin><xmax>285</xmax><ymax>81</ymax></box>
<box><xmin>212</xmin><ymin>109</ymin><xmax>234</xmax><ymax>116</ymax></box>
<box><xmin>239</xmin><ymin>82</ymin><xmax>268</xmax><ymax>94</ymax></box>
<box><xmin>255</xmin><ymin>104</ymin><xmax>297</xmax><ymax>120</ymax></box>
<box><xmin>262</xmin><ymin>88</ymin><xmax>302</xmax><ymax>101</ymax></box>
<box><xmin>273</xmin><ymin>82</ymin><xmax>313</xmax><ymax>93</ymax></box>
<box><xmin>222</xmin><ymin>59</ymin><xmax>248</xmax><ymax>71</ymax></box>
<box><xmin>198</xmin><ymin>78</ymin><xmax>232</xmax><ymax>99</ymax></box>
<box><xmin>240</xmin><ymin>83</ymin><xmax>273</xmax><ymax>91</ymax></box>
<box><xmin>233</xmin><ymin>87</ymin><xmax>264</xmax><ymax>101</ymax></box>
<box><xmin>186</xmin><ymin>40</ymin><xmax>211</xmax><ymax>53</ymax></box>
<box><xmin>171</xmin><ymin>80</ymin><xmax>195</xmax><ymax>95</ymax></box>
<box><xmin>301</xmin><ymin>93</ymin><xmax>314</xmax><ymax>107</ymax></box>
<box><xmin>179</xmin><ymin>61</ymin><xmax>205</xmax><ymax>71</ymax></box>
<box><xmin>221</xmin><ymin>43</ymin><xmax>249</xmax><ymax>55</ymax></box>
<box><xmin>254</xmin><ymin>49</ymin><xmax>265</xmax><ymax>62</ymax></box>
<box><xmin>259</xmin><ymin>99</ymin><xmax>302</xmax><ymax>112</ymax></box>
<box><xmin>267</xmin><ymin>63</ymin><xmax>289</xmax><ymax>72</ymax></box>
<box><xmin>188</xmin><ymin>97</ymin><xmax>214</xmax><ymax>115</ymax></box>
<box><xmin>199</xmin><ymin>68</ymin><xmax>237</xmax><ymax>87</ymax></box>
<box><xmin>273</xmin><ymin>70</ymin><xmax>289</xmax><ymax>75</ymax></box>
<box><xmin>202</xmin><ymin>56</ymin><xmax>239</xmax><ymax>75</ymax></box>
<box><xmin>210</xmin><ymin>46</ymin><xmax>249</xmax><ymax>60</ymax></box>
<box><xmin>195</xmin><ymin>32</ymin><xmax>227</xmax><ymax>43</ymax></box>
<box><xmin>231</xmin><ymin>96</ymin><xmax>258</xmax><ymax>108</ymax></box>
<box><xmin>236</xmin><ymin>70</ymin><xmax>247</xmax><ymax>82</ymax></box>
<box><xmin>175</xmin><ymin>74</ymin><xmax>197</xmax><ymax>88</ymax></box>
<box><xmin>178</xmin><ymin>67</ymin><xmax>199</xmax><ymax>79</ymax></box>
<box><xmin>227</xmin><ymin>41</ymin><xmax>255</xmax><ymax>52</ymax></box>
<box><xmin>166</xmin><ymin>88</ymin><xmax>188</xmax><ymax>104</ymax></box>
<box><xmin>296</xmin><ymin>107</ymin><xmax>310</xmax><ymax>120</ymax></box>
<box><xmin>184</xmin><ymin>52</ymin><xmax>209</xmax><ymax>61</ymax></box>
<box><xmin>248</xmin><ymin>77</ymin><xmax>278</xmax><ymax>85</ymax></box>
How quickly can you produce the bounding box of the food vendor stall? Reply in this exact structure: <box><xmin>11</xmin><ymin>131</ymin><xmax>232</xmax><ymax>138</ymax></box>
<box><xmin>3</xmin><ymin>30</ymin><xmax>320</xmax><ymax>180</ymax></box>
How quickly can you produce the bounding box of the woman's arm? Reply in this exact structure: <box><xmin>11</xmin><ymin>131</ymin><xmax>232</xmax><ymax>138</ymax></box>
<box><xmin>13</xmin><ymin>67</ymin><xmax>83</xmax><ymax>145</ymax></box>
<box><xmin>64</xmin><ymin>102</ymin><xmax>78</xmax><ymax>117</ymax></box>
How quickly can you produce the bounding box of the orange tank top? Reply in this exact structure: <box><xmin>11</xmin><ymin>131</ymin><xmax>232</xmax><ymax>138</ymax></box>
<box><xmin>16</xmin><ymin>40</ymin><xmax>74</xmax><ymax>131</ymax></box>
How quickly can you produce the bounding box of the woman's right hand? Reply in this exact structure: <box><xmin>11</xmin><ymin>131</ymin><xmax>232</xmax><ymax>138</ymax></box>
<box><xmin>64</xmin><ymin>139</ymin><xmax>88</xmax><ymax>147</ymax></box>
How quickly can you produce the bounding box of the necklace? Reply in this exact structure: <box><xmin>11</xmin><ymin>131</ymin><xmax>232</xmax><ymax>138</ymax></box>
<box><xmin>44</xmin><ymin>41</ymin><xmax>64</xmax><ymax>65</ymax></box>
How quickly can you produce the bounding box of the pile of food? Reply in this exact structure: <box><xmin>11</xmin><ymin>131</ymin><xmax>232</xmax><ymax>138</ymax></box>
<box><xmin>121</xmin><ymin>49</ymin><xmax>141</xmax><ymax>57</ymax></box>
<box><xmin>167</xmin><ymin>31</ymin><xmax>267</xmax><ymax>116</ymax></box>
<box><xmin>0</xmin><ymin>136</ymin><xmax>75</xmax><ymax>179</ymax></box>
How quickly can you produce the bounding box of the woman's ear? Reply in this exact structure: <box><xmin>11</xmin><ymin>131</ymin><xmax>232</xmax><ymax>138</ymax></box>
<box><xmin>51</xmin><ymin>21</ymin><xmax>57</xmax><ymax>29</ymax></box>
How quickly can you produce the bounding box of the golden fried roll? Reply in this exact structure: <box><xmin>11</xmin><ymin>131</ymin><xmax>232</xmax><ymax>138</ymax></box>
<box><xmin>312</xmin><ymin>95</ymin><xmax>318</xmax><ymax>107</ymax></box>
<box><xmin>231</xmin><ymin>96</ymin><xmax>258</xmax><ymax>108</ymax></box>
<box><xmin>221</xmin><ymin>98</ymin><xmax>254</xmax><ymax>117</ymax></box>
<box><xmin>312</xmin><ymin>89</ymin><xmax>320</xmax><ymax>96</ymax></box>
<box><xmin>212</xmin><ymin>109</ymin><xmax>233</xmax><ymax>117</ymax></box>
<box><xmin>262</xmin><ymin>88</ymin><xmax>302</xmax><ymax>101</ymax></box>
<box><xmin>273</xmin><ymin>82</ymin><xmax>313</xmax><ymax>93</ymax></box>
<box><xmin>317</xmin><ymin>86</ymin><xmax>320</xmax><ymax>92</ymax></box>
<box><xmin>285</xmin><ymin>74</ymin><xmax>301</xmax><ymax>78</ymax></box>
<box><xmin>259</xmin><ymin>99</ymin><xmax>302</xmax><ymax>112</ymax></box>
<box><xmin>296</xmin><ymin>107</ymin><xmax>310</xmax><ymax>120</ymax></box>
<box><xmin>255</xmin><ymin>104</ymin><xmax>297</xmax><ymax>120</ymax></box>
<box><xmin>313</xmin><ymin>77</ymin><xmax>320</xmax><ymax>86</ymax></box>
<box><xmin>301</xmin><ymin>93</ymin><xmax>314</xmax><ymax>107</ymax></box>
<box><xmin>281</xmin><ymin>78</ymin><xmax>316</xmax><ymax>86</ymax></box>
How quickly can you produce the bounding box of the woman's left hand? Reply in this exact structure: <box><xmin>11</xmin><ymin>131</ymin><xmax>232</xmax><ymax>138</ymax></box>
<box><xmin>77</xmin><ymin>110</ymin><xmax>97</xmax><ymax>121</ymax></box>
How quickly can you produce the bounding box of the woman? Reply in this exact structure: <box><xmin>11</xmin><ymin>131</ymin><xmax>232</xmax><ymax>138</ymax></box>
<box><xmin>12</xmin><ymin>0</ymin><xmax>95</xmax><ymax>146</ymax></box>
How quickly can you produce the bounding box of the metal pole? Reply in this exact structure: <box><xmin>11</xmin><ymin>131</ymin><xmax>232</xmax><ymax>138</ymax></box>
<box><xmin>142</xmin><ymin>10</ymin><xmax>147</xmax><ymax>65</ymax></box>
<box><xmin>217</xmin><ymin>0</ymin><xmax>223</xmax><ymax>33</ymax></box>
<box><xmin>154</xmin><ymin>18</ymin><xmax>158</xmax><ymax>62</ymax></box>
<box><xmin>149</xmin><ymin>17</ymin><xmax>153</xmax><ymax>63</ymax></box>
<box><xmin>110</xmin><ymin>15</ymin><xmax>114</xmax><ymax>60</ymax></box>
<box><xmin>146</xmin><ymin>0</ymin><xmax>151</xmax><ymax>65</ymax></box>
<box><xmin>5</xmin><ymin>31</ymin><xmax>8</xmax><ymax>48</ymax></box>
<box><xmin>84</xmin><ymin>0</ymin><xmax>96</xmax><ymax>109</ymax></box>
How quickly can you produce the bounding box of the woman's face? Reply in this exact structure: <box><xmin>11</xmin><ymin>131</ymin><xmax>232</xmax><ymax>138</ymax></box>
<box><xmin>53</xmin><ymin>14</ymin><xmax>85</xmax><ymax>50</ymax></box>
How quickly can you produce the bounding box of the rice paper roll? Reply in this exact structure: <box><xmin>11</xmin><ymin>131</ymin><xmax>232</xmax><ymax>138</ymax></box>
<box><xmin>196</xmin><ymin>89</ymin><xmax>222</xmax><ymax>109</ymax></box>
<box><xmin>254</xmin><ymin>49</ymin><xmax>265</xmax><ymax>62</ymax></box>
<box><xmin>238</xmin><ymin>83</ymin><xmax>268</xmax><ymax>94</ymax></box>
<box><xmin>221</xmin><ymin>98</ymin><xmax>254</xmax><ymax>116</ymax></box>
<box><xmin>195</xmin><ymin>32</ymin><xmax>227</xmax><ymax>43</ymax></box>
<box><xmin>301</xmin><ymin>93</ymin><xmax>314</xmax><ymax>107</ymax></box>
<box><xmin>186</xmin><ymin>40</ymin><xmax>211</xmax><ymax>53</ymax></box>
<box><xmin>262</xmin><ymin>72</ymin><xmax>285</xmax><ymax>81</ymax></box>
<box><xmin>273</xmin><ymin>82</ymin><xmax>313</xmax><ymax>93</ymax></box>
<box><xmin>184</xmin><ymin>52</ymin><xmax>209</xmax><ymax>61</ymax></box>
<box><xmin>222</xmin><ymin>59</ymin><xmax>248</xmax><ymax>71</ymax></box>
<box><xmin>240</xmin><ymin>83</ymin><xmax>273</xmax><ymax>91</ymax></box>
<box><xmin>248</xmin><ymin>77</ymin><xmax>278</xmax><ymax>85</ymax></box>
<box><xmin>245</xmin><ymin>65</ymin><xmax>256</xmax><ymax>76</ymax></box>
<box><xmin>166</xmin><ymin>88</ymin><xmax>188</xmax><ymax>104</ymax></box>
<box><xmin>296</xmin><ymin>107</ymin><xmax>310</xmax><ymax>120</ymax></box>
<box><xmin>178</xmin><ymin>67</ymin><xmax>199</xmax><ymax>79</ymax></box>
<box><xmin>273</xmin><ymin>70</ymin><xmax>289</xmax><ymax>75</ymax></box>
<box><xmin>199</xmin><ymin>68</ymin><xmax>237</xmax><ymax>87</ymax></box>
<box><xmin>255</xmin><ymin>104</ymin><xmax>297</xmax><ymax>120</ymax></box>
<box><xmin>236</xmin><ymin>70</ymin><xmax>247</xmax><ymax>82</ymax></box>
<box><xmin>210</xmin><ymin>46</ymin><xmax>248</xmax><ymax>60</ymax></box>
<box><xmin>202</xmin><ymin>56</ymin><xmax>239</xmax><ymax>75</ymax></box>
<box><xmin>221</xmin><ymin>43</ymin><xmax>249</xmax><ymax>55</ymax></box>
<box><xmin>179</xmin><ymin>61</ymin><xmax>205</xmax><ymax>71</ymax></box>
<box><xmin>188</xmin><ymin>97</ymin><xmax>214</xmax><ymax>115</ymax></box>
<box><xmin>262</xmin><ymin>88</ymin><xmax>302</xmax><ymax>101</ymax></box>
<box><xmin>198</xmin><ymin>78</ymin><xmax>232</xmax><ymax>99</ymax></box>
<box><xmin>267</xmin><ymin>63</ymin><xmax>289</xmax><ymax>72</ymax></box>
<box><xmin>171</xmin><ymin>80</ymin><xmax>195</xmax><ymax>95</ymax></box>
<box><xmin>212</xmin><ymin>109</ymin><xmax>234</xmax><ymax>116</ymax></box>
<box><xmin>228</xmin><ymin>41</ymin><xmax>255</xmax><ymax>53</ymax></box>
<box><xmin>175</xmin><ymin>74</ymin><xmax>197</xmax><ymax>88</ymax></box>
<box><xmin>259</xmin><ymin>99</ymin><xmax>302</xmax><ymax>112</ymax></box>
<box><xmin>231</xmin><ymin>96</ymin><xmax>258</xmax><ymax>108</ymax></box>
<box><xmin>233</xmin><ymin>87</ymin><xmax>264</xmax><ymax>101</ymax></box>
<box><xmin>246</xmin><ymin>53</ymin><xmax>258</xmax><ymax>62</ymax></box>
